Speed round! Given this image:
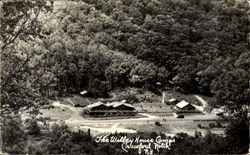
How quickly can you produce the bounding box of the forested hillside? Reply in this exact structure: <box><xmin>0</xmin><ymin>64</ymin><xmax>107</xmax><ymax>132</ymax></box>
<box><xmin>31</xmin><ymin>0</ymin><xmax>249</xmax><ymax>104</ymax></box>
<box><xmin>15</xmin><ymin>0</ymin><xmax>248</xmax><ymax>98</ymax></box>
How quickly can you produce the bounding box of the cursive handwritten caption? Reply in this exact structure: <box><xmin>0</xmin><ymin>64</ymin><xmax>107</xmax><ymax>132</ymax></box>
<box><xmin>95</xmin><ymin>134</ymin><xmax>175</xmax><ymax>155</ymax></box>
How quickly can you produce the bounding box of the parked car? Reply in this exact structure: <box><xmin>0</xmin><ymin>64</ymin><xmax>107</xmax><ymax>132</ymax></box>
<box><xmin>216</xmin><ymin>112</ymin><xmax>224</xmax><ymax>117</ymax></box>
<box><xmin>155</xmin><ymin>121</ymin><xmax>162</xmax><ymax>126</ymax></box>
<box><xmin>177</xmin><ymin>114</ymin><xmax>184</xmax><ymax>118</ymax></box>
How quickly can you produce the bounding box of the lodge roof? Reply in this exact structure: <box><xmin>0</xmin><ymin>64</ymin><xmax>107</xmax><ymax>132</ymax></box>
<box><xmin>106</xmin><ymin>102</ymin><xmax>135</xmax><ymax>108</ymax></box>
<box><xmin>86</xmin><ymin>101</ymin><xmax>106</xmax><ymax>109</ymax></box>
<box><xmin>86</xmin><ymin>101</ymin><xmax>135</xmax><ymax>110</ymax></box>
<box><xmin>113</xmin><ymin>103</ymin><xmax>135</xmax><ymax>108</ymax></box>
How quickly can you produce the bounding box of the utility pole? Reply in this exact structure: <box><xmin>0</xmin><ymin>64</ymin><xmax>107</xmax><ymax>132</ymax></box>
<box><xmin>162</xmin><ymin>91</ymin><xmax>165</xmax><ymax>104</ymax></box>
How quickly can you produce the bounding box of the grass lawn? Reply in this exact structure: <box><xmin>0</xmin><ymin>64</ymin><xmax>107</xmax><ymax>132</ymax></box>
<box><xmin>148</xmin><ymin>112</ymin><xmax>174</xmax><ymax>116</ymax></box>
<box><xmin>39</xmin><ymin>107</ymin><xmax>72</xmax><ymax>121</ymax></box>
<box><xmin>120</xmin><ymin>120</ymin><xmax>225</xmax><ymax>136</ymax></box>
<box><xmin>59</xmin><ymin>95</ymin><xmax>98</xmax><ymax>107</ymax></box>
<box><xmin>135</xmin><ymin>102</ymin><xmax>174</xmax><ymax>114</ymax></box>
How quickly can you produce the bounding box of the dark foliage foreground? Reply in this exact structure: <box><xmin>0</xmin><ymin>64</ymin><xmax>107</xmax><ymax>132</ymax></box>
<box><xmin>2</xmin><ymin>115</ymin><xmax>249</xmax><ymax>154</ymax></box>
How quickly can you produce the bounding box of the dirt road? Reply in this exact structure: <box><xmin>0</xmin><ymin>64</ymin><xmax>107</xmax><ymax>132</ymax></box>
<box><xmin>194</xmin><ymin>95</ymin><xmax>208</xmax><ymax>113</ymax></box>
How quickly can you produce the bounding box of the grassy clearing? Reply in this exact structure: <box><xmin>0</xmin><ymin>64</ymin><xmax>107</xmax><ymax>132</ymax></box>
<box><xmin>39</xmin><ymin>107</ymin><xmax>72</xmax><ymax>121</ymax></box>
<box><xmin>135</xmin><ymin>102</ymin><xmax>174</xmax><ymax>113</ymax></box>
<box><xmin>59</xmin><ymin>95</ymin><xmax>98</xmax><ymax>107</ymax></box>
<box><xmin>120</xmin><ymin>120</ymin><xmax>225</xmax><ymax>135</ymax></box>
<box><xmin>148</xmin><ymin>112</ymin><xmax>174</xmax><ymax>116</ymax></box>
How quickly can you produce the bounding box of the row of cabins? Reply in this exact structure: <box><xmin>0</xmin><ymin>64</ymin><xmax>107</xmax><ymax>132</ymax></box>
<box><xmin>84</xmin><ymin>101</ymin><xmax>136</xmax><ymax>117</ymax></box>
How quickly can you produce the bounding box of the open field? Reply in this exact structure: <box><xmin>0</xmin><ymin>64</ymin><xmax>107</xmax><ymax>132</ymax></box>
<box><xmin>59</xmin><ymin>95</ymin><xmax>98</xmax><ymax>106</ymax></box>
<box><xmin>135</xmin><ymin>102</ymin><xmax>174</xmax><ymax>115</ymax></box>
<box><xmin>39</xmin><ymin>106</ymin><xmax>72</xmax><ymax>121</ymax></box>
<box><xmin>119</xmin><ymin>120</ymin><xmax>225</xmax><ymax>136</ymax></box>
<box><xmin>147</xmin><ymin>112</ymin><xmax>173</xmax><ymax>116</ymax></box>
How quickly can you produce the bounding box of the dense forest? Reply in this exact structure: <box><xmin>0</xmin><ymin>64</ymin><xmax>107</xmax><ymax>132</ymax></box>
<box><xmin>3</xmin><ymin>0</ymin><xmax>250</xmax><ymax>98</ymax></box>
<box><xmin>1</xmin><ymin>0</ymin><xmax>249</xmax><ymax>154</ymax></box>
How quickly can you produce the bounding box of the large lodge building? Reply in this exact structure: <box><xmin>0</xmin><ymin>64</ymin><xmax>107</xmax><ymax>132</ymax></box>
<box><xmin>84</xmin><ymin>101</ymin><xmax>136</xmax><ymax>117</ymax></box>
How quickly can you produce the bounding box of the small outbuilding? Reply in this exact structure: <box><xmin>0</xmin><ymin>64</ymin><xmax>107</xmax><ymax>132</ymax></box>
<box><xmin>80</xmin><ymin>90</ymin><xmax>88</xmax><ymax>95</ymax></box>
<box><xmin>167</xmin><ymin>98</ymin><xmax>180</xmax><ymax>105</ymax></box>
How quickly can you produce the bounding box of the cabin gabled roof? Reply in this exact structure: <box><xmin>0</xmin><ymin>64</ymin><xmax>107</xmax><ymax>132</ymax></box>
<box><xmin>113</xmin><ymin>103</ymin><xmax>134</xmax><ymax>108</ymax></box>
<box><xmin>106</xmin><ymin>102</ymin><xmax>135</xmax><ymax>108</ymax></box>
<box><xmin>168</xmin><ymin>98</ymin><xmax>177</xmax><ymax>102</ymax></box>
<box><xmin>80</xmin><ymin>90</ymin><xmax>88</xmax><ymax>95</ymax></box>
<box><xmin>86</xmin><ymin>101</ymin><xmax>106</xmax><ymax>109</ymax></box>
<box><xmin>176</xmin><ymin>100</ymin><xmax>190</xmax><ymax>109</ymax></box>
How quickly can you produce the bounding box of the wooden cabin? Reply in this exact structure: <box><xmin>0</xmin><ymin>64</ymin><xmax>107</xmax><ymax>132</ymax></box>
<box><xmin>113</xmin><ymin>103</ymin><xmax>135</xmax><ymax>111</ymax></box>
<box><xmin>167</xmin><ymin>98</ymin><xmax>180</xmax><ymax>105</ymax></box>
<box><xmin>85</xmin><ymin>101</ymin><xmax>136</xmax><ymax>117</ymax></box>
<box><xmin>174</xmin><ymin>100</ymin><xmax>196</xmax><ymax>113</ymax></box>
<box><xmin>86</xmin><ymin>102</ymin><xmax>109</xmax><ymax>111</ymax></box>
